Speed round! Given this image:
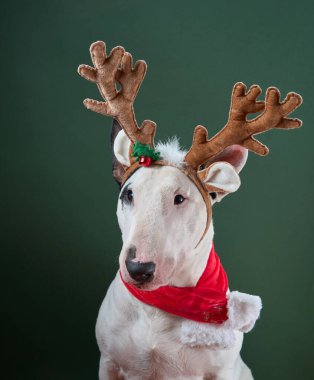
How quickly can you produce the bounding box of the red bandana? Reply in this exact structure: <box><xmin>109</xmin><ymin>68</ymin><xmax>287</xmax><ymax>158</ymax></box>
<box><xmin>120</xmin><ymin>244</ymin><xmax>229</xmax><ymax>324</ymax></box>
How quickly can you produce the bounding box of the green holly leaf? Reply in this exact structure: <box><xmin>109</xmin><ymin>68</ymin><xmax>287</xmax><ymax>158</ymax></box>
<box><xmin>131</xmin><ymin>141</ymin><xmax>160</xmax><ymax>161</ymax></box>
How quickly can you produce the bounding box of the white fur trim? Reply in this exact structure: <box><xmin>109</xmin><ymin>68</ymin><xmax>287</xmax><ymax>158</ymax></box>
<box><xmin>226</xmin><ymin>291</ymin><xmax>262</xmax><ymax>333</ymax></box>
<box><xmin>114</xmin><ymin>130</ymin><xmax>131</xmax><ymax>167</ymax></box>
<box><xmin>181</xmin><ymin>291</ymin><xmax>262</xmax><ymax>349</ymax></box>
<box><xmin>155</xmin><ymin>137</ymin><xmax>187</xmax><ymax>167</ymax></box>
<box><xmin>181</xmin><ymin>320</ymin><xmax>236</xmax><ymax>350</ymax></box>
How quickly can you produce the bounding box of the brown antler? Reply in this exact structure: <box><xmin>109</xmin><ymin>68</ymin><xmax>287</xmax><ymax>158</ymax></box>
<box><xmin>185</xmin><ymin>82</ymin><xmax>303</xmax><ymax>170</ymax></box>
<box><xmin>78</xmin><ymin>41</ymin><xmax>156</xmax><ymax>147</ymax></box>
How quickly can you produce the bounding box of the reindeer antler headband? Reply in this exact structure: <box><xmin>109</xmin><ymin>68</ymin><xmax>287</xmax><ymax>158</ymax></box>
<box><xmin>78</xmin><ymin>41</ymin><xmax>302</xmax><ymax>241</ymax></box>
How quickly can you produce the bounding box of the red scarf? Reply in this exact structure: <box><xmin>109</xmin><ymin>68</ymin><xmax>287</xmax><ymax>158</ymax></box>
<box><xmin>120</xmin><ymin>244</ymin><xmax>229</xmax><ymax>324</ymax></box>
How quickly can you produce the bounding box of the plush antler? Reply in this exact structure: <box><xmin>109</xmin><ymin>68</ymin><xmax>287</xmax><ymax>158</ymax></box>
<box><xmin>78</xmin><ymin>41</ymin><xmax>156</xmax><ymax>147</ymax></box>
<box><xmin>185</xmin><ymin>82</ymin><xmax>303</xmax><ymax>170</ymax></box>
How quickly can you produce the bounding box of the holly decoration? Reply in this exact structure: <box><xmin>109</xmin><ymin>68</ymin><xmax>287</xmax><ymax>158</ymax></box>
<box><xmin>131</xmin><ymin>141</ymin><xmax>160</xmax><ymax>167</ymax></box>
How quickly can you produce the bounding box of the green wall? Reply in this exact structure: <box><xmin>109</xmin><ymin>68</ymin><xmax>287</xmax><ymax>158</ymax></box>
<box><xmin>2</xmin><ymin>0</ymin><xmax>313</xmax><ymax>378</ymax></box>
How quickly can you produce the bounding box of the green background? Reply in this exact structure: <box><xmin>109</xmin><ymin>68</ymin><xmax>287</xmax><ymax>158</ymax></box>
<box><xmin>2</xmin><ymin>0</ymin><xmax>313</xmax><ymax>378</ymax></box>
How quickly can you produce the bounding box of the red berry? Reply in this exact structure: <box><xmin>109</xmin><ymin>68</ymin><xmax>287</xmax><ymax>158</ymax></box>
<box><xmin>139</xmin><ymin>156</ymin><xmax>152</xmax><ymax>167</ymax></box>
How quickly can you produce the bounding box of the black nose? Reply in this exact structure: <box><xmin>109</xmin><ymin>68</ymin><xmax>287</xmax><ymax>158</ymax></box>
<box><xmin>125</xmin><ymin>260</ymin><xmax>156</xmax><ymax>283</ymax></box>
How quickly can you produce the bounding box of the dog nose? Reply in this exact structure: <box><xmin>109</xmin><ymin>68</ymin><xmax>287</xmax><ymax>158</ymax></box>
<box><xmin>125</xmin><ymin>260</ymin><xmax>156</xmax><ymax>283</ymax></box>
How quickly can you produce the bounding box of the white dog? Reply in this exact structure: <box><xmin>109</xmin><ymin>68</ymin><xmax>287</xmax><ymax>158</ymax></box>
<box><xmin>78</xmin><ymin>41</ymin><xmax>302</xmax><ymax>379</ymax></box>
<box><xmin>96</xmin><ymin>132</ymin><xmax>261</xmax><ymax>380</ymax></box>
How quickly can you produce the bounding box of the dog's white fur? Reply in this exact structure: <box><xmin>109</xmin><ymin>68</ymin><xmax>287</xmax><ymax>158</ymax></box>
<box><xmin>96</xmin><ymin>131</ymin><xmax>260</xmax><ymax>379</ymax></box>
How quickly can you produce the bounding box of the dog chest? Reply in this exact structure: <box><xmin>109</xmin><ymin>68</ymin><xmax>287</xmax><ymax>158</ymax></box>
<box><xmin>96</xmin><ymin>276</ymin><xmax>242</xmax><ymax>378</ymax></box>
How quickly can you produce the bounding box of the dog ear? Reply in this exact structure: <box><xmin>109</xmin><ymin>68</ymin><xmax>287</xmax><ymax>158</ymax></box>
<box><xmin>198</xmin><ymin>161</ymin><xmax>241</xmax><ymax>203</ymax></box>
<box><xmin>204</xmin><ymin>145</ymin><xmax>248</xmax><ymax>174</ymax></box>
<box><xmin>111</xmin><ymin>119</ymin><xmax>131</xmax><ymax>185</ymax></box>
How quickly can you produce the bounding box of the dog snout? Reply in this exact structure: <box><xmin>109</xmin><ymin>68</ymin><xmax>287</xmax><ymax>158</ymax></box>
<box><xmin>125</xmin><ymin>260</ymin><xmax>156</xmax><ymax>283</ymax></box>
<box><xmin>125</xmin><ymin>245</ymin><xmax>156</xmax><ymax>283</ymax></box>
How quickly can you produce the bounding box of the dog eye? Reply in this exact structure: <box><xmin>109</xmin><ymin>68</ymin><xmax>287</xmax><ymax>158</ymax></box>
<box><xmin>210</xmin><ymin>192</ymin><xmax>217</xmax><ymax>200</ymax></box>
<box><xmin>174</xmin><ymin>194</ymin><xmax>185</xmax><ymax>205</ymax></box>
<box><xmin>120</xmin><ymin>185</ymin><xmax>134</xmax><ymax>205</ymax></box>
<box><xmin>127</xmin><ymin>189</ymin><xmax>133</xmax><ymax>202</ymax></box>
